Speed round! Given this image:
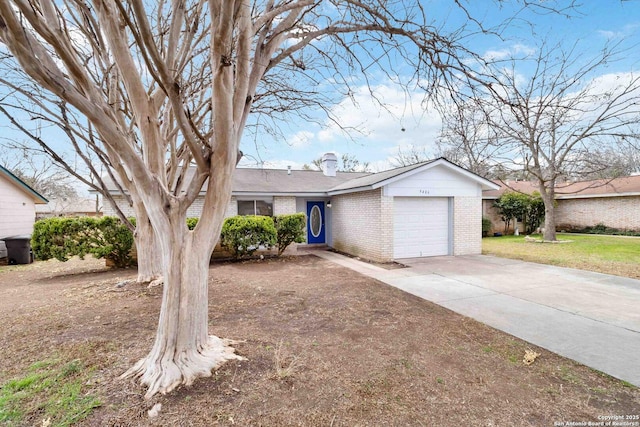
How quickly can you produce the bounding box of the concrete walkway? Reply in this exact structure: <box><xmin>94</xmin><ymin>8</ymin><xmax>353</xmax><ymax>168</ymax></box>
<box><xmin>311</xmin><ymin>251</ymin><xmax>640</xmax><ymax>387</ymax></box>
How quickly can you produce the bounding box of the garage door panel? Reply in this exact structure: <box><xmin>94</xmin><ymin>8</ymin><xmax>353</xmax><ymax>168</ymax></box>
<box><xmin>393</xmin><ymin>197</ymin><xmax>450</xmax><ymax>258</ymax></box>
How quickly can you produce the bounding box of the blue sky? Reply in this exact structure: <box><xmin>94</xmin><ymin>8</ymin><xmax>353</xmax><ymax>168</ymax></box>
<box><xmin>238</xmin><ymin>1</ymin><xmax>640</xmax><ymax>172</ymax></box>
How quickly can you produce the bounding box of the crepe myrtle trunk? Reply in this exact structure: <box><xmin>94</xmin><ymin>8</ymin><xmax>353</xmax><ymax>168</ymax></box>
<box><xmin>134</xmin><ymin>213</ymin><xmax>163</xmax><ymax>283</ymax></box>
<box><xmin>121</xmin><ymin>204</ymin><xmax>243</xmax><ymax>398</ymax></box>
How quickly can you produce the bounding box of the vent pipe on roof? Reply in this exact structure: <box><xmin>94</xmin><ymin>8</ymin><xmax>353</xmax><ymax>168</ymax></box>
<box><xmin>287</xmin><ymin>165</ymin><xmax>291</xmax><ymax>175</ymax></box>
<box><xmin>321</xmin><ymin>152</ymin><xmax>338</xmax><ymax>177</ymax></box>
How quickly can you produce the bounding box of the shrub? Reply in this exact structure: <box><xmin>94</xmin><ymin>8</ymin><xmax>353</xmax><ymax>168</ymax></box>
<box><xmin>526</xmin><ymin>192</ymin><xmax>546</xmax><ymax>234</ymax></box>
<box><xmin>275</xmin><ymin>213</ymin><xmax>306</xmax><ymax>255</ymax></box>
<box><xmin>220</xmin><ymin>215</ymin><xmax>277</xmax><ymax>259</ymax></box>
<box><xmin>90</xmin><ymin>216</ymin><xmax>135</xmax><ymax>267</ymax></box>
<box><xmin>493</xmin><ymin>192</ymin><xmax>529</xmax><ymax>234</ymax></box>
<box><xmin>32</xmin><ymin>217</ymin><xmax>88</xmax><ymax>262</ymax></box>
<box><xmin>571</xmin><ymin>223</ymin><xmax>640</xmax><ymax>237</ymax></box>
<box><xmin>481</xmin><ymin>216</ymin><xmax>492</xmax><ymax>236</ymax></box>
<box><xmin>494</xmin><ymin>191</ymin><xmax>548</xmax><ymax>234</ymax></box>
<box><xmin>31</xmin><ymin>216</ymin><xmax>134</xmax><ymax>267</ymax></box>
<box><xmin>186</xmin><ymin>217</ymin><xmax>199</xmax><ymax>230</ymax></box>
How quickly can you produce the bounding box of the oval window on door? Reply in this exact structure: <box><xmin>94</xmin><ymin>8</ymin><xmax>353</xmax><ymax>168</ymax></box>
<box><xmin>310</xmin><ymin>205</ymin><xmax>322</xmax><ymax>237</ymax></box>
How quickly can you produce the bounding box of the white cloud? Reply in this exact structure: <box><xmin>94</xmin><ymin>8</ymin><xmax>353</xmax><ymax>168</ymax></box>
<box><xmin>314</xmin><ymin>82</ymin><xmax>442</xmax><ymax>150</ymax></box>
<box><xmin>250</xmin><ymin>81</ymin><xmax>444</xmax><ymax>170</ymax></box>
<box><xmin>597</xmin><ymin>23</ymin><xmax>639</xmax><ymax>40</ymax></box>
<box><xmin>483</xmin><ymin>44</ymin><xmax>536</xmax><ymax>62</ymax></box>
<box><xmin>288</xmin><ymin>130</ymin><xmax>314</xmax><ymax>148</ymax></box>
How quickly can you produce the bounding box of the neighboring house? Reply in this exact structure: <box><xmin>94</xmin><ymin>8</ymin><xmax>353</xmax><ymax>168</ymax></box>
<box><xmin>483</xmin><ymin>175</ymin><xmax>640</xmax><ymax>233</ymax></box>
<box><xmin>35</xmin><ymin>196</ymin><xmax>102</xmax><ymax>220</ymax></box>
<box><xmin>101</xmin><ymin>154</ymin><xmax>498</xmax><ymax>263</ymax></box>
<box><xmin>0</xmin><ymin>165</ymin><xmax>48</xmax><ymax>259</ymax></box>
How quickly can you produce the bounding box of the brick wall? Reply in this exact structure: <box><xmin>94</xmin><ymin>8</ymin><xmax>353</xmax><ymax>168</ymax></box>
<box><xmin>556</xmin><ymin>196</ymin><xmax>640</xmax><ymax>231</ymax></box>
<box><xmin>103</xmin><ymin>196</ymin><xmax>135</xmax><ymax>217</ymax></box>
<box><xmin>273</xmin><ymin>196</ymin><xmax>297</xmax><ymax>216</ymax></box>
<box><xmin>485</xmin><ymin>196</ymin><xmax>640</xmax><ymax>233</ymax></box>
<box><xmin>331</xmin><ymin>189</ymin><xmax>394</xmax><ymax>262</ymax></box>
<box><xmin>482</xmin><ymin>199</ymin><xmax>507</xmax><ymax>234</ymax></box>
<box><xmin>454</xmin><ymin>196</ymin><xmax>482</xmax><ymax>255</ymax></box>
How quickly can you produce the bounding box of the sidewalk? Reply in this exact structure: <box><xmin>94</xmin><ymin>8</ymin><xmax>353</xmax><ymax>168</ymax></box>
<box><xmin>311</xmin><ymin>250</ymin><xmax>640</xmax><ymax>387</ymax></box>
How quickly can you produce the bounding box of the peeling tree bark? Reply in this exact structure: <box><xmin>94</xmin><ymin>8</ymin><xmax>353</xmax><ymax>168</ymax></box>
<box><xmin>122</xmin><ymin>207</ymin><xmax>243</xmax><ymax>398</ymax></box>
<box><xmin>133</xmin><ymin>212</ymin><xmax>163</xmax><ymax>283</ymax></box>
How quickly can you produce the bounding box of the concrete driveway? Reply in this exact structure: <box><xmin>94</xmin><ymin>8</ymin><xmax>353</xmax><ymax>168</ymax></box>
<box><xmin>313</xmin><ymin>252</ymin><xmax>640</xmax><ymax>387</ymax></box>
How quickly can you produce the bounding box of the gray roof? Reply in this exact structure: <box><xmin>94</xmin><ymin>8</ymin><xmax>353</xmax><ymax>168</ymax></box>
<box><xmin>100</xmin><ymin>167</ymin><xmax>370</xmax><ymax>195</ymax></box>
<box><xmin>233</xmin><ymin>168</ymin><xmax>370</xmax><ymax>195</ymax></box>
<box><xmin>35</xmin><ymin>197</ymin><xmax>99</xmax><ymax>214</ymax></box>
<box><xmin>99</xmin><ymin>158</ymin><xmax>497</xmax><ymax>197</ymax></box>
<box><xmin>328</xmin><ymin>160</ymin><xmax>435</xmax><ymax>193</ymax></box>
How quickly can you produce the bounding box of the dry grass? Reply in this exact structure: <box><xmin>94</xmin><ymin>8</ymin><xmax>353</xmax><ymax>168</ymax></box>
<box><xmin>271</xmin><ymin>340</ymin><xmax>301</xmax><ymax>380</ymax></box>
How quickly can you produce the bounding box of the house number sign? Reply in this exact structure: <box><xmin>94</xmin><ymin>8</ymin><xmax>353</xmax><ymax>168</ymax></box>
<box><xmin>419</xmin><ymin>189</ymin><xmax>430</xmax><ymax>195</ymax></box>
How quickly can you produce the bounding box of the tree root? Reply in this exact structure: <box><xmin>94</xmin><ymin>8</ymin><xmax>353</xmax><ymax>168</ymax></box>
<box><xmin>147</xmin><ymin>277</ymin><xmax>164</xmax><ymax>288</ymax></box>
<box><xmin>121</xmin><ymin>335</ymin><xmax>245</xmax><ymax>399</ymax></box>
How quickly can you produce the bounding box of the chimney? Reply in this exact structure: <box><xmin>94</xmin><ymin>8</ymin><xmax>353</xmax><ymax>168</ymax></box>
<box><xmin>321</xmin><ymin>152</ymin><xmax>338</xmax><ymax>177</ymax></box>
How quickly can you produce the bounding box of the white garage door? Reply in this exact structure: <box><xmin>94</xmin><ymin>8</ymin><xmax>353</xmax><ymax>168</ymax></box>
<box><xmin>393</xmin><ymin>197</ymin><xmax>450</xmax><ymax>258</ymax></box>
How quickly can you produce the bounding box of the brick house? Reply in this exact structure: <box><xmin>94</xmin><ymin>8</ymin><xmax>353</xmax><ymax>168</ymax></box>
<box><xmin>102</xmin><ymin>155</ymin><xmax>498</xmax><ymax>262</ymax></box>
<box><xmin>483</xmin><ymin>175</ymin><xmax>640</xmax><ymax>234</ymax></box>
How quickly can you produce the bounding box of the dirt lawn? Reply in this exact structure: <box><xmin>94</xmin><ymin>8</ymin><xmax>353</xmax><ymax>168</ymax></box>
<box><xmin>0</xmin><ymin>255</ymin><xmax>638</xmax><ymax>426</ymax></box>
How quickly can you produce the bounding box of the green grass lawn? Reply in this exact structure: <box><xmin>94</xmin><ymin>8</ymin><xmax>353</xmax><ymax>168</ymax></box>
<box><xmin>482</xmin><ymin>233</ymin><xmax>640</xmax><ymax>279</ymax></box>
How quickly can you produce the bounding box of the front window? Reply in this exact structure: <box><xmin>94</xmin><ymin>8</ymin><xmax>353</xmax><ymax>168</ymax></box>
<box><xmin>237</xmin><ymin>199</ymin><xmax>273</xmax><ymax>216</ymax></box>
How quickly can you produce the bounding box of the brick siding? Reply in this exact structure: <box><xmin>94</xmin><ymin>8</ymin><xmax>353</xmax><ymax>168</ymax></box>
<box><xmin>331</xmin><ymin>189</ymin><xmax>394</xmax><ymax>262</ymax></box>
<box><xmin>454</xmin><ymin>196</ymin><xmax>482</xmax><ymax>255</ymax></box>
<box><xmin>484</xmin><ymin>196</ymin><xmax>640</xmax><ymax>233</ymax></box>
<box><xmin>273</xmin><ymin>196</ymin><xmax>297</xmax><ymax>216</ymax></box>
<box><xmin>556</xmin><ymin>196</ymin><xmax>640</xmax><ymax>231</ymax></box>
<box><xmin>482</xmin><ymin>199</ymin><xmax>506</xmax><ymax>234</ymax></box>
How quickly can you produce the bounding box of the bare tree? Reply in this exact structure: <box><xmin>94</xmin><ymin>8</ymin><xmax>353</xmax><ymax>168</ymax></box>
<box><xmin>0</xmin><ymin>98</ymin><xmax>163</xmax><ymax>282</ymax></box>
<box><xmin>0</xmin><ymin>0</ymin><xmax>575</xmax><ymax>398</ymax></box>
<box><xmin>389</xmin><ymin>145</ymin><xmax>431</xmax><ymax>167</ymax></box>
<box><xmin>435</xmin><ymin>100</ymin><xmax>510</xmax><ymax>178</ymax></box>
<box><xmin>469</xmin><ymin>41</ymin><xmax>640</xmax><ymax>240</ymax></box>
<box><xmin>0</xmin><ymin>146</ymin><xmax>79</xmax><ymax>199</ymax></box>
<box><xmin>304</xmin><ymin>153</ymin><xmax>370</xmax><ymax>172</ymax></box>
<box><xmin>568</xmin><ymin>146</ymin><xmax>640</xmax><ymax>180</ymax></box>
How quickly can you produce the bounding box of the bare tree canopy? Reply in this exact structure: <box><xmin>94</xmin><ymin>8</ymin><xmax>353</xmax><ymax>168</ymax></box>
<box><xmin>452</xmin><ymin>40</ymin><xmax>640</xmax><ymax>240</ymax></box>
<box><xmin>435</xmin><ymin>99</ymin><xmax>509</xmax><ymax>178</ymax></box>
<box><xmin>0</xmin><ymin>146</ymin><xmax>79</xmax><ymax>200</ymax></box>
<box><xmin>303</xmin><ymin>153</ymin><xmax>370</xmax><ymax>172</ymax></box>
<box><xmin>0</xmin><ymin>0</ymin><xmax>577</xmax><ymax>398</ymax></box>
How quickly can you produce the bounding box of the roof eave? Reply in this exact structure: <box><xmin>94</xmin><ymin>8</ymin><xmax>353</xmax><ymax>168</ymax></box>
<box><xmin>0</xmin><ymin>165</ymin><xmax>49</xmax><ymax>204</ymax></box>
<box><xmin>556</xmin><ymin>192</ymin><xmax>640</xmax><ymax>199</ymax></box>
<box><xmin>327</xmin><ymin>185</ymin><xmax>375</xmax><ymax>196</ymax></box>
<box><xmin>232</xmin><ymin>191</ymin><xmax>329</xmax><ymax>197</ymax></box>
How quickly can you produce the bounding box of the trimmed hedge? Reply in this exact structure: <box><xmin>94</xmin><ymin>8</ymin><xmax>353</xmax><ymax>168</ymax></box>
<box><xmin>32</xmin><ymin>216</ymin><xmax>134</xmax><ymax>267</ymax></box>
<box><xmin>221</xmin><ymin>215</ymin><xmax>277</xmax><ymax>259</ymax></box>
<box><xmin>275</xmin><ymin>213</ymin><xmax>306</xmax><ymax>255</ymax></box>
<box><xmin>32</xmin><ymin>213</ymin><xmax>307</xmax><ymax>267</ymax></box>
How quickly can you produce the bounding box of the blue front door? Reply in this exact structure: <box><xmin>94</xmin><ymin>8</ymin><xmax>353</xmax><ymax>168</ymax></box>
<box><xmin>306</xmin><ymin>201</ymin><xmax>326</xmax><ymax>244</ymax></box>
